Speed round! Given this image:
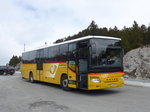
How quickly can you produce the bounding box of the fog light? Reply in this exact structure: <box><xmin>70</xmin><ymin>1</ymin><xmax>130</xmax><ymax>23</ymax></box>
<box><xmin>90</xmin><ymin>77</ymin><xmax>100</xmax><ymax>83</ymax></box>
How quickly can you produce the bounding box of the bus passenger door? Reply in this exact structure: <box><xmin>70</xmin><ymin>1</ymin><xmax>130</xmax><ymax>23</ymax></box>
<box><xmin>68</xmin><ymin>43</ymin><xmax>77</xmax><ymax>88</ymax></box>
<box><xmin>36</xmin><ymin>49</ymin><xmax>44</xmax><ymax>81</ymax></box>
<box><xmin>77</xmin><ymin>41</ymin><xmax>88</xmax><ymax>89</ymax></box>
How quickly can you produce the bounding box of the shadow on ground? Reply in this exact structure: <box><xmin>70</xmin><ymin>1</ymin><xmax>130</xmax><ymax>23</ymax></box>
<box><xmin>20</xmin><ymin>77</ymin><xmax>123</xmax><ymax>96</ymax></box>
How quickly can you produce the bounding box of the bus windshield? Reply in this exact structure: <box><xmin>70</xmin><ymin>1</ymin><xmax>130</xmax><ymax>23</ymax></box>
<box><xmin>90</xmin><ymin>38</ymin><xmax>123</xmax><ymax>69</ymax></box>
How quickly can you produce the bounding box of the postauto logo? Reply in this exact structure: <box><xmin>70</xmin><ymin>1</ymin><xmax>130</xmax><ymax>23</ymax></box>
<box><xmin>49</xmin><ymin>63</ymin><xmax>59</xmax><ymax>78</ymax></box>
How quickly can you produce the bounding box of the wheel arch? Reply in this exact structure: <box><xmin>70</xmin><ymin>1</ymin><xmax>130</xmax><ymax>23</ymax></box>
<box><xmin>29</xmin><ymin>71</ymin><xmax>33</xmax><ymax>78</ymax></box>
<box><xmin>29</xmin><ymin>71</ymin><xmax>35</xmax><ymax>83</ymax></box>
<box><xmin>60</xmin><ymin>73</ymin><xmax>68</xmax><ymax>83</ymax></box>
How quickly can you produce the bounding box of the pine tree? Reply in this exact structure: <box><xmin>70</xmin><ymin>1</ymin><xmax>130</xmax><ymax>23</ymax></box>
<box><xmin>87</xmin><ymin>20</ymin><xmax>99</xmax><ymax>35</ymax></box>
<box><xmin>54</xmin><ymin>20</ymin><xmax>150</xmax><ymax>53</ymax></box>
<box><xmin>9</xmin><ymin>56</ymin><xmax>21</xmax><ymax>67</ymax></box>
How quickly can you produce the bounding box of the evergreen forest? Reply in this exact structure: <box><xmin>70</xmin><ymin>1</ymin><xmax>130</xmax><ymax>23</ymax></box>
<box><xmin>55</xmin><ymin>21</ymin><xmax>150</xmax><ymax>53</ymax></box>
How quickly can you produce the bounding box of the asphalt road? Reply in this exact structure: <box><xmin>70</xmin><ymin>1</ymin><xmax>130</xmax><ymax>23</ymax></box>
<box><xmin>0</xmin><ymin>72</ymin><xmax>150</xmax><ymax>112</ymax></box>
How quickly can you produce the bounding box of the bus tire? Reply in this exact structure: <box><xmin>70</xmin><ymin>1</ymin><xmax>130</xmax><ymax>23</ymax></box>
<box><xmin>61</xmin><ymin>75</ymin><xmax>71</xmax><ymax>91</ymax></box>
<box><xmin>0</xmin><ymin>70</ymin><xmax>4</xmax><ymax>75</ymax></box>
<box><xmin>29</xmin><ymin>72</ymin><xmax>35</xmax><ymax>83</ymax></box>
<box><xmin>10</xmin><ymin>73</ymin><xmax>14</xmax><ymax>75</ymax></box>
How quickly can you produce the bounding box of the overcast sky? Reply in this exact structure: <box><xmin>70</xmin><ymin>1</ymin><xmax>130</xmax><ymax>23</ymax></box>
<box><xmin>0</xmin><ymin>0</ymin><xmax>150</xmax><ymax>65</ymax></box>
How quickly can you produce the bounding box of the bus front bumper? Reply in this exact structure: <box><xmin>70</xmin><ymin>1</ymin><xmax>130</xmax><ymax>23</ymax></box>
<box><xmin>88</xmin><ymin>72</ymin><xmax>124</xmax><ymax>90</ymax></box>
<box><xmin>88</xmin><ymin>80</ymin><xmax>124</xmax><ymax>90</ymax></box>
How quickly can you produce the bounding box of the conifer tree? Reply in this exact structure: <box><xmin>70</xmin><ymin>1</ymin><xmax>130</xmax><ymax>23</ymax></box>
<box><xmin>54</xmin><ymin>20</ymin><xmax>150</xmax><ymax>53</ymax></box>
<box><xmin>9</xmin><ymin>56</ymin><xmax>21</xmax><ymax>67</ymax></box>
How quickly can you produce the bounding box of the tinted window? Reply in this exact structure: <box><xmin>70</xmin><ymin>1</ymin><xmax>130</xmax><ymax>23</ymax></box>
<box><xmin>78</xmin><ymin>47</ymin><xmax>88</xmax><ymax>58</ymax></box>
<box><xmin>68</xmin><ymin>60</ymin><xmax>76</xmax><ymax>71</ymax></box>
<box><xmin>48</xmin><ymin>46</ymin><xmax>60</xmax><ymax>62</ymax></box>
<box><xmin>60</xmin><ymin>44</ymin><xmax>68</xmax><ymax>54</ymax></box>
<box><xmin>44</xmin><ymin>48</ymin><xmax>49</xmax><ymax>58</ymax></box>
<box><xmin>39</xmin><ymin>49</ymin><xmax>44</xmax><ymax>58</ymax></box>
<box><xmin>29</xmin><ymin>51</ymin><xmax>36</xmax><ymax>62</ymax></box>
<box><xmin>69</xmin><ymin>43</ymin><xmax>76</xmax><ymax>51</ymax></box>
<box><xmin>68</xmin><ymin>43</ymin><xmax>76</xmax><ymax>59</ymax></box>
<box><xmin>36</xmin><ymin>49</ymin><xmax>44</xmax><ymax>70</ymax></box>
<box><xmin>22</xmin><ymin>52</ymin><xmax>28</xmax><ymax>62</ymax></box>
<box><xmin>22</xmin><ymin>50</ymin><xmax>36</xmax><ymax>63</ymax></box>
<box><xmin>49</xmin><ymin>46</ymin><xmax>59</xmax><ymax>58</ymax></box>
<box><xmin>36</xmin><ymin>49</ymin><xmax>44</xmax><ymax>59</ymax></box>
<box><xmin>48</xmin><ymin>47</ymin><xmax>53</xmax><ymax>59</ymax></box>
<box><xmin>79</xmin><ymin>59</ymin><xmax>87</xmax><ymax>73</ymax></box>
<box><xmin>36</xmin><ymin>50</ymin><xmax>40</xmax><ymax>59</ymax></box>
<box><xmin>60</xmin><ymin>44</ymin><xmax>68</xmax><ymax>61</ymax></box>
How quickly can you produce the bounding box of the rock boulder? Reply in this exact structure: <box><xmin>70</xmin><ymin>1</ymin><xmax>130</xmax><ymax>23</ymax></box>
<box><xmin>123</xmin><ymin>45</ymin><xmax>150</xmax><ymax>79</ymax></box>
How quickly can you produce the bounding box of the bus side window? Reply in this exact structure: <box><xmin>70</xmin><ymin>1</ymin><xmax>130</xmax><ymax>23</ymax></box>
<box><xmin>44</xmin><ymin>48</ymin><xmax>49</xmax><ymax>62</ymax></box>
<box><xmin>68</xmin><ymin>43</ymin><xmax>76</xmax><ymax>59</ymax></box>
<box><xmin>68</xmin><ymin>43</ymin><xmax>77</xmax><ymax>71</ymax></box>
<box><xmin>60</xmin><ymin>44</ymin><xmax>68</xmax><ymax>62</ymax></box>
<box><xmin>78</xmin><ymin>47</ymin><xmax>88</xmax><ymax>58</ymax></box>
<box><xmin>22</xmin><ymin>52</ymin><xmax>29</xmax><ymax>63</ymax></box>
<box><xmin>36</xmin><ymin>49</ymin><xmax>44</xmax><ymax>70</ymax></box>
<box><xmin>29</xmin><ymin>51</ymin><xmax>36</xmax><ymax>63</ymax></box>
<box><xmin>78</xmin><ymin>41</ymin><xmax>88</xmax><ymax>73</ymax></box>
<box><xmin>68</xmin><ymin>60</ymin><xmax>76</xmax><ymax>71</ymax></box>
<box><xmin>49</xmin><ymin>46</ymin><xmax>60</xmax><ymax>62</ymax></box>
<box><xmin>48</xmin><ymin>47</ymin><xmax>53</xmax><ymax>62</ymax></box>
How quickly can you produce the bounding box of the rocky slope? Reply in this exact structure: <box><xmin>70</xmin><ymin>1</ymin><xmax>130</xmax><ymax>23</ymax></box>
<box><xmin>123</xmin><ymin>45</ymin><xmax>150</xmax><ymax>79</ymax></box>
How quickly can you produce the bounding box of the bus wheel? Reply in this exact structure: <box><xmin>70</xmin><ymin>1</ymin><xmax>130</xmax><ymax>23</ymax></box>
<box><xmin>61</xmin><ymin>75</ymin><xmax>71</xmax><ymax>91</ymax></box>
<box><xmin>29</xmin><ymin>73</ymin><xmax>34</xmax><ymax>83</ymax></box>
<box><xmin>0</xmin><ymin>71</ymin><xmax>4</xmax><ymax>75</ymax></box>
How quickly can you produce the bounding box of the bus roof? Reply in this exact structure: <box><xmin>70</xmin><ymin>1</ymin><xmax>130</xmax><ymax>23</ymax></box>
<box><xmin>23</xmin><ymin>35</ymin><xmax>121</xmax><ymax>53</ymax></box>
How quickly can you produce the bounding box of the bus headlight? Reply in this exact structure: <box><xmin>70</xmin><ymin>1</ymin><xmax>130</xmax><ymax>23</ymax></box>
<box><xmin>121</xmin><ymin>77</ymin><xmax>124</xmax><ymax>80</ymax></box>
<box><xmin>90</xmin><ymin>77</ymin><xmax>100</xmax><ymax>83</ymax></box>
